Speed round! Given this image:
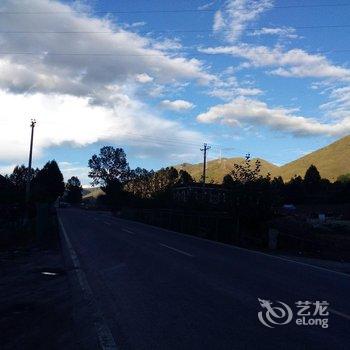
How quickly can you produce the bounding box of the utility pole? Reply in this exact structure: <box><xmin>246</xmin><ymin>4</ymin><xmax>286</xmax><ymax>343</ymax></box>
<box><xmin>200</xmin><ymin>143</ymin><xmax>211</xmax><ymax>187</ymax></box>
<box><xmin>25</xmin><ymin>119</ymin><xmax>36</xmax><ymax>202</ymax></box>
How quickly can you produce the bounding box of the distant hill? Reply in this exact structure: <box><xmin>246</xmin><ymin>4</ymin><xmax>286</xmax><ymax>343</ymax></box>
<box><xmin>278</xmin><ymin>135</ymin><xmax>350</xmax><ymax>182</ymax></box>
<box><xmin>83</xmin><ymin>187</ymin><xmax>105</xmax><ymax>200</ymax></box>
<box><xmin>176</xmin><ymin>157</ymin><xmax>279</xmax><ymax>183</ymax></box>
<box><xmin>175</xmin><ymin>136</ymin><xmax>350</xmax><ymax>183</ymax></box>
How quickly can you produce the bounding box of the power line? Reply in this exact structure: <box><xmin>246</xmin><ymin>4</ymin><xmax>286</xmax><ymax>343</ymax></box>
<box><xmin>2</xmin><ymin>23</ymin><xmax>350</xmax><ymax>34</ymax></box>
<box><xmin>1</xmin><ymin>48</ymin><xmax>350</xmax><ymax>56</ymax></box>
<box><xmin>119</xmin><ymin>132</ymin><xmax>204</xmax><ymax>148</ymax></box>
<box><xmin>1</xmin><ymin>3</ymin><xmax>350</xmax><ymax>14</ymax></box>
<box><xmin>112</xmin><ymin>131</ymin><xmax>220</xmax><ymax>148</ymax></box>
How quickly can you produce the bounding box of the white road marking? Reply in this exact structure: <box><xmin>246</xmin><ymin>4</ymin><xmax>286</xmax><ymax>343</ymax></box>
<box><xmin>113</xmin><ymin>218</ymin><xmax>350</xmax><ymax>278</ymax></box>
<box><xmin>159</xmin><ymin>243</ymin><xmax>194</xmax><ymax>257</ymax></box>
<box><xmin>104</xmin><ymin>221</ymin><xmax>111</xmax><ymax>226</ymax></box>
<box><xmin>41</xmin><ymin>271</ymin><xmax>58</xmax><ymax>276</ymax></box>
<box><xmin>329</xmin><ymin>308</ymin><xmax>350</xmax><ymax>321</ymax></box>
<box><xmin>122</xmin><ymin>228</ymin><xmax>135</xmax><ymax>235</ymax></box>
<box><xmin>58</xmin><ymin>217</ymin><xmax>117</xmax><ymax>350</ymax></box>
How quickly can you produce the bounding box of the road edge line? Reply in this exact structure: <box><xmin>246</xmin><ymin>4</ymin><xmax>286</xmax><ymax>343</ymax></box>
<box><xmin>58</xmin><ymin>215</ymin><xmax>118</xmax><ymax>350</ymax></box>
<box><xmin>159</xmin><ymin>243</ymin><xmax>194</xmax><ymax>257</ymax></box>
<box><xmin>112</xmin><ymin>216</ymin><xmax>350</xmax><ymax>279</ymax></box>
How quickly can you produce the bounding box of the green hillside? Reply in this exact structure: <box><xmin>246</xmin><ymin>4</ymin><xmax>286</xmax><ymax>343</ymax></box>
<box><xmin>82</xmin><ymin>187</ymin><xmax>105</xmax><ymax>200</ymax></box>
<box><xmin>176</xmin><ymin>157</ymin><xmax>279</xmax><ymax>183</ymax></box>
<box><xmin>279</xmin><ymin>135</ymin><xmax>350</xmax><ymax>182</ymax></box>
<box><xmin>175</xmin><ymin>136</ymin><xmax>350</xmax><ymax>183</ymax></box>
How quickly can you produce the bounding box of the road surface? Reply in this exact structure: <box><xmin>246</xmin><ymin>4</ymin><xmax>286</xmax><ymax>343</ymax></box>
<box><xmin>58</xmin><ymin>208</ymin><xmax>350</xmax><ymax>350</ymax></box>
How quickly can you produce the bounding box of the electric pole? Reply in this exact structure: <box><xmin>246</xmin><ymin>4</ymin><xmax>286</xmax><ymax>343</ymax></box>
<box><xmin>200</xmin><ymin>143</ymin><xmax>211</xmax><ymax>187</ymax></box>
<box><xmin>25</xmin><ymin>119</ymin><xmax>36</xmax><ymax>202</ymax></box>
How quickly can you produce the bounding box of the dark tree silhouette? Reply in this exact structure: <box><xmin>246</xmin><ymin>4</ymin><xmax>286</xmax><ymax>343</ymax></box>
<box><xmin>230</xmin><ymin>154</ymin><xmax>262</xmax><ymax>183</ymax></box>
<box><xmin>222</xmin><ymin>174</ymin><xmax>235</xmax><ymax>187</ymax></box>
<box><xmin>32</xmin><ymin>160</ymin><xmax>65</xmax><ymax>203</ymax></box>
<box><xmin>103</xmin><ymin>179</ymin><xmax>126</xmax><ymax>206</ymax></box>
<box><xmin>0</xmin><ymin>174</ymin><xmax>16</xmax><ymax>205</ymax></box>
<box><xmin>65</xmin><ymin>176</ymin><xmax>83</xmax><ymax>204</ymax></box>
<box><xmin>285</xmin><ymin>175</ymin><xmax>304</xmax><ymax>203</ymax></box>
<box><xmin>124</xmin><ymin>168</ymin><xmax>154</xmax><ymax>198</ymax></box>
<box><xmin>88</xmin><ymin>146</ymin><xmax>130</xmax><ymax>186</ymax></box>
<box><xmin>304</xmin><ymin>165</ymin><xmax>321</xmax><ymax>186</ymax></box>
<box><xmin>152</xmin><ymin>167</ymin><xmax>178</xmax><ymax>195</ymax></box>
<box><xmin>303</xmin><ymin>165</ymin><xmax>322</xmax><ymax>196</ymax></box>
<box><xmin>337</xmin><ymin>173</ymin><xmax>350</xmax><ymax>183</ymax></box>
<box><xmin>8</xmin><ymin>165</ymin><xmax>39</xmax><ymax>195</ymax></box>
<box><xmin>177</xmin><ymin>170</ymin><xmax>194</xmax><ymax>185</ymax></box>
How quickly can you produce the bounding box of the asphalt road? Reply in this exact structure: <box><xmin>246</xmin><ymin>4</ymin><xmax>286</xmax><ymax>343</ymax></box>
<box><xmin>58</xmin><ymin>208</ymin><xmax>350</xmax><ymax>350</ymax></box>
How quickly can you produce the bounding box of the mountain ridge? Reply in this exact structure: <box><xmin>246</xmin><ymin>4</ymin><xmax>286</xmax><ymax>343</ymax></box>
<box><xmin>175</xmin><ymin>135</ymin><xmax>350</xmax><ymax>183</ymax></box>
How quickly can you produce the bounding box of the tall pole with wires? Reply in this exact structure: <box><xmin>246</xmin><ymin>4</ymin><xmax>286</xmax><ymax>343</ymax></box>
<box><xmin>25</xmin><ymin>119</ymin><xmax>36</xmax><ymax>202</ymax></box>
<box><xmin>200</xmin><ymin>143</ymin><xmax>211</xmax><ymax>187</ymax></box>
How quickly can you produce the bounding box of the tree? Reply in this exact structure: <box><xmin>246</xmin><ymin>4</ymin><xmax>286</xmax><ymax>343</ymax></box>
<box><xmin>8</xmin><ymin>165</ymin><xmax>39</xmax><ymax>195</ymax></box>
<box><xmin>285</xmin><ymin>175</ymin><xmax>304</xmax><ymax>203</ymax></box>
<box><xmin>0</xmin><ymin>174</ymin><xmax>16</xmax><ymax>205</ymax></box>
<box><xmin>152</xmin><ymin>167</ymin><xmax>178</xmax><ymax>194</ymax></box>
<box><xmin>304</xmin><ymin>165</ymin><xmax>321</xmax><ymax>186</ymax></box>
<box><xmin>222</xmin><ymin>174</ymin><xmax>235</xmax><ymax>187</ymax></box>
<box><xmin>88</xmin><ymin>146</ymin><xmax>130</xmax><ymax>186</ymax></box>
<box><xmin>124</xmin><ymin>168</ymin><xmax>154</xmax><ymax>198</ymax></box>
<box><xmin>337</xmin><ymin>173</ymin><xmax>350</xmax><ymax>183</ymax></box>
<box><xmin>177</xmin><ymin>170</ymin><xmax>194</xmax><ymax>185</ymax></box>
<box><xmin>65</xmin><ymin>176</ymin><xmax>83</xmax><ymax>204</ymax></box>
<box><xmin>230</xmin><ymin>154</ymin><xmax>262</xmax><ymax>183</ymax></box>
<box><xmin>32</xmin><ymin>160</ymin><xmax>65</xmax><ymax>203</ymax></box>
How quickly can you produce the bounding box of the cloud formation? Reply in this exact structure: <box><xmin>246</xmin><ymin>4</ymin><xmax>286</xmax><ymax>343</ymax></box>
<box><xmin>0</xmin><ymin>0</ymin><xmax>214</xmax><ymax>105</ymax></box>
<box><xmin>213</xmin><ymin>0</ymin><xmax>274</xmax><ymax>42</ymax></box>
<box><xmin>0</xmin><ymin>91</ymin><xmax>204</xmax><ymax>162</ymax></box>
<box><xmin>200</xmin><ymin>44</ymin><xmax>350</xmax><ymax>81</ymax></box>
<box><xmin>0</xmin><ymin>0</ymin><xmax>211</xmax><ymax>165</ymax></box>
<box><xmin>160</xmin><ymin>99</ymin><xmax>195</xmax><ymax>111</ymax></box>
<box><xmin>197</xmin><ymin>97</ymin><xmax>350</xmax><ymax>136</ymax></box>
<box><xmin>249</xmin><ymin>26</ymin><xmax>298</xmax><ymax>39</ymax></box>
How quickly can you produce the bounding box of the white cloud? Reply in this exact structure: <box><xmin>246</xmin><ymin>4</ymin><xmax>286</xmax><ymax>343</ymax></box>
<box><xmin>124</xmin><ymin>21</ymin><xmax>147</xmax><ymax>29</ymax></box>
<box><xmin>208</xmin><ymin>75</ymin><xmax>262</xmax><ymax>100</ymax></box>
<box><xmin>213</xmin><ymin>0</ymin><xmax>274</xmax><ymax>42</ymax></box>
<box><xmin>198</xmin><ymin>1</ymin><xmax>216</xmax><ymax>10</ymax></box>
<box><xmin>200</xmin><ymin>44</ymin><xmax>350</xmax><ymax>81</ymax></box>
<box><xmin>0</xmin><ymin>0</ymin><xmax>215</xmax><ymax>166</ymax></box>
<box><xmin>0</xmin><ymin>0</ymin><xmax>214</xmax><ymax>105</ymax></box>
<box><xmin>197</xmin><ymin>97</ymin><xmax>350</xmax><ymax>136</ymax></box>
<box><xmin>213</xmin><ymin>10</ymin><xmax>225</xmax><ymax>32</ymax></box>
<box><xmin>135</xmin><ymin>73</ymin><xmax>154</xmax><ymax>83</ymax></box>
<box><xmin>160</xmin><ymin>99</ymin><xmax>195</xmax><ymax>111</ymax></box>
<box><xmin>0</xmin><ymin>91</ymin><xmax>204</xmax><ymax>163</ymax></box>
<box><xmin>0</xmin><ymin>164</ymin><xmax>18</xmax><ymax>176</ymax></box>
<box><xmin>151</xmin><ymin>38</ymin><xmax>182</xmax><ymax>51</ymax></box>
<box><xmin>249</xmin><ymin>26</ymin><xmax>298</xmax><ymax>39</ymax></box>
<box><xmin>320</xmin><ymin>86</ymin><xmax>350</xmax><ymax>119</ymax></box>
<box><xmin>58</xmin><ymin>162</ymin><xmax>90</xmax><ymax>185</ymax></box>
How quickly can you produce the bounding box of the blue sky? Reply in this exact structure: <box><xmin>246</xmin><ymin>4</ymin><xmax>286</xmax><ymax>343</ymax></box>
<box><xmin>1</xmin><ymin>0</ymin><xmax>350</xmax><ymax>185</ymax></box>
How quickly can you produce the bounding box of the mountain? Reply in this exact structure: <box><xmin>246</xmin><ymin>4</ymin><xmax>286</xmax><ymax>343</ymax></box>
<box><xmin>176</xmin><ymin>157</ymin><xmax>279</xmax><ymax>183</ymax></box>
<box><xmin>83</xmin><ymin>187</ymin><xmax>105</xmax><ymax>200</ymax></box>
<box><xmin>175</xmin><ymin>136</ymin><xmax>350</xmax><ymax>183</ymax></box>
<box><xmin>279</xmin><ymin>135</ymin><xmax>350</xmax><ymax>182</ymax></box>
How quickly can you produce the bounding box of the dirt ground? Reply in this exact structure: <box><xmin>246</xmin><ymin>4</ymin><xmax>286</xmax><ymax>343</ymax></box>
<box><xmin>0</xmin><ymin>244</ymin><xmax>79</xmax><ymax>350</ymax></box>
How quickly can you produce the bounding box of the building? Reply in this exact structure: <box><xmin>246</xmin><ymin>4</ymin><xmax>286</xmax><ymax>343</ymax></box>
<box><xmin>172</xmin><ymin>183</ymin><xmax>230</xmax><ymax>205</ymax></box>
